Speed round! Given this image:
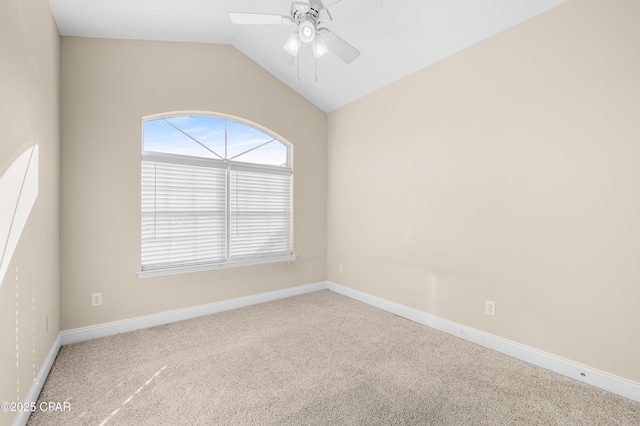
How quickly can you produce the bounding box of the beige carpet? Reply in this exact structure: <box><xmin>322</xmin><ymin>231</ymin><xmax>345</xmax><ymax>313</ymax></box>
<box><xmin>28</xmin><ymin>290</ymin><xmax>640</xmax><ymax>425</ymax></box>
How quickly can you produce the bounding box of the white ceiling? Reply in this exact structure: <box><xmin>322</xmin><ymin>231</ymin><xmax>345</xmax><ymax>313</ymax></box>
<box><xmin>49</xmin><ymin>0</ymin><xmax>564</xmax><ymax>112</ymax></box>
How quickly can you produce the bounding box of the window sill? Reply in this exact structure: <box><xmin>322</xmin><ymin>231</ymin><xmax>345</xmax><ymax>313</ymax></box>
<box><xmin>137</xmin><ymin>254</ymin><xmax>297</xmax><ymax>279</ymax></box>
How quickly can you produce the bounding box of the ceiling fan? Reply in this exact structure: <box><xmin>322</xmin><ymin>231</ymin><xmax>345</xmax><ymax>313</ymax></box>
<box><xmin>229</xmin><ymin>0</ymin><xmax>382</xmax><ymax>67</ymax></box>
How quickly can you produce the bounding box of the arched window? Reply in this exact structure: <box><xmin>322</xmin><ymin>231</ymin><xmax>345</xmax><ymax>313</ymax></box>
<box><xmin>138</xmin><ymin>114</ymin><xmax>294</xmax><ymax>277</ymax></box>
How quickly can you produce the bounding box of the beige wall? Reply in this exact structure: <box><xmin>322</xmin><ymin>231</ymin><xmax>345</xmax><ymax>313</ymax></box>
<box><xmin>0</xmin><ymin>0</ymin><xmax>60</xmax><ymax>423</ymax></box>
<box><xmin>60</xmin><ymin>37</ymin><xmax>327</xmax><ymax>330</ymax></box>
<box><xmin>327</xmin><ymin>0</ymin><xmax>640</xmax><ymax>383</ymax></box>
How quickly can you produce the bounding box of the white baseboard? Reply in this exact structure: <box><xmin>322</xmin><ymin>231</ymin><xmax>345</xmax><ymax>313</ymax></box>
<box><xmin>327</xmin><ymin>281</ymin><xmax>640</xmax><ymax>403</ymax></box>
<box><xmin>14</xmin><ymin>333</ymin><xmax>62</xmax><ymax>426</ymax></box>
<box><xmin>60</xmin><ymin>281</ymin><xmax>327</xmax><ymax>345</ymax></box>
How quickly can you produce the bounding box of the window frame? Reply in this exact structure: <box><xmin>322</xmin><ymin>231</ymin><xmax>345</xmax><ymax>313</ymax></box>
<box><xmin>137</xmin><ymin>112</ymin><xmax>296</xmax><ymax>279</ymax></box>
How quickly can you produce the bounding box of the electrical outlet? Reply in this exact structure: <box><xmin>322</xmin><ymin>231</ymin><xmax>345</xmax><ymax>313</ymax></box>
<box><xmin>486</xmin><ymin>300</ymin><xmax>496</xmax><ymax>316</ymax></box>
<box><xmin>92</xmin><ymin>293</ymin><xmax>103</xmax><ymax>307</ymax></box>
<box><xmin>338</xmin><ymin>264</ymin><xmax>344</xmax><ymax>274</ymax></box>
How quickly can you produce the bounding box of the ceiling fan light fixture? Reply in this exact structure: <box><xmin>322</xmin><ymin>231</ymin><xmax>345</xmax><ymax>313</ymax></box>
<box><xmin>312</xmin><ymin>37</ymin><xmax>329</xmax><ymax>58</ymax></box>
<box><xmin>284</xmin><ymin>32</ymin><xmax>301</xmax><ymax>56</ymax></box>
<box><xmin>298</xmin><ymin>19</ymin><xmax>316</xmax><ymax>43</ymax></box>
<box><xmin>230</xmin><ymin>0</ymin><xmax>362</xmax><ymax>69</ymax></box>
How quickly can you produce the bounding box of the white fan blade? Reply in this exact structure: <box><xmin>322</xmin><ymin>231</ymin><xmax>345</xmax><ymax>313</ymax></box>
<box><xmin>229</xmin><ymin>13</ymin><xmax>292</xmax><ymax>25</ymax></box>
<box><xmin>293</xmin><ymin>1</ymin><xmax>310</xmax><ymax>15</ymax></box>
<box><xmin>318</xmin><ymin>28</ymin><xmax>360</xmax><ymax>64</ymax></box>
<box><xmin>324</xmin><ymin>0</ymin><xmax>383</xmax><ymax>11</ymax></box>
<box><xmin>318</xmin><ymin>8</ymin><xmax>332</xmax><ymax>23</ymax></box>
<box><xmin>323</xmin><ymin>0</ymin><xmax>342</xmax><ymax>7</ymax></box>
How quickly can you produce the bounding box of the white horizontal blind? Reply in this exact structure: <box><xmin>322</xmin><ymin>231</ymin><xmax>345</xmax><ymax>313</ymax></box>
<box><xmin>141</xmin><ymin>161</ymin><xmax>226</xmax><ymax>270</ymax></box>
<box><xmin>229</xmin><ymin>169</ymin><xmax>291</xmax><ymax>259</ymax></box>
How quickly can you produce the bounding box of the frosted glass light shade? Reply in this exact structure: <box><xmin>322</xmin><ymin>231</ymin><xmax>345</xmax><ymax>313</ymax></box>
<box><xmin>313</xmin><ymin>37</ymin><xmax>329</xmax><ymax>58</ymax></box>
<box><xmin>284</xmin><ymin>32</ymin><xmax>300</xmax><ymax>56</ymax></box>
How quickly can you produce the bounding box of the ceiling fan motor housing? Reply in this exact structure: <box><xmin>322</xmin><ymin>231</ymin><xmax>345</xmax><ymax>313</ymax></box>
<box><xmin>292</xmin><ymin>1</ymin><xmax>323</xmax><ymax>24</ymax></box>
<box><xmin>291</xmin><ymin>1</ymin><xmax>324</xmax><ymax>43</ymax></box>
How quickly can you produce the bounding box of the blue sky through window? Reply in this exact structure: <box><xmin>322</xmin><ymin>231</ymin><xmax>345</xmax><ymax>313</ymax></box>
<box><xmin>143</xmin><ymin>116</ymin><xmax>287</xmax><ymax>166</ymax></box>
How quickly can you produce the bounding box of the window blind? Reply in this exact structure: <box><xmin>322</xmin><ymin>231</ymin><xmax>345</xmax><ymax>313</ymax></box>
<box><xmin>141</xmin><ymin>161</ymin><xmax>227</xmax><ymax>270</ymax></box>
<box><xmin>229</xmin><ymin>168</ymin><xmax>291</xmax><ymax>259</ymax></box>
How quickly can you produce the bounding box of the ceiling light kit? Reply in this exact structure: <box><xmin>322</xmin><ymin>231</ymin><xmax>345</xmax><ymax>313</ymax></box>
<box><xmin>230</xmin><ymin>0</ymin><xmax>382</xmax><ymax>81</ymax></box>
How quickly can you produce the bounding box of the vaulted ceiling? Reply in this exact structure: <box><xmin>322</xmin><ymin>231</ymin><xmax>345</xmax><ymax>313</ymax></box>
<box><xmin>49</xmin><ymin>0</ymin><xmax>564</xmax><ymax>112</ymax></box>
